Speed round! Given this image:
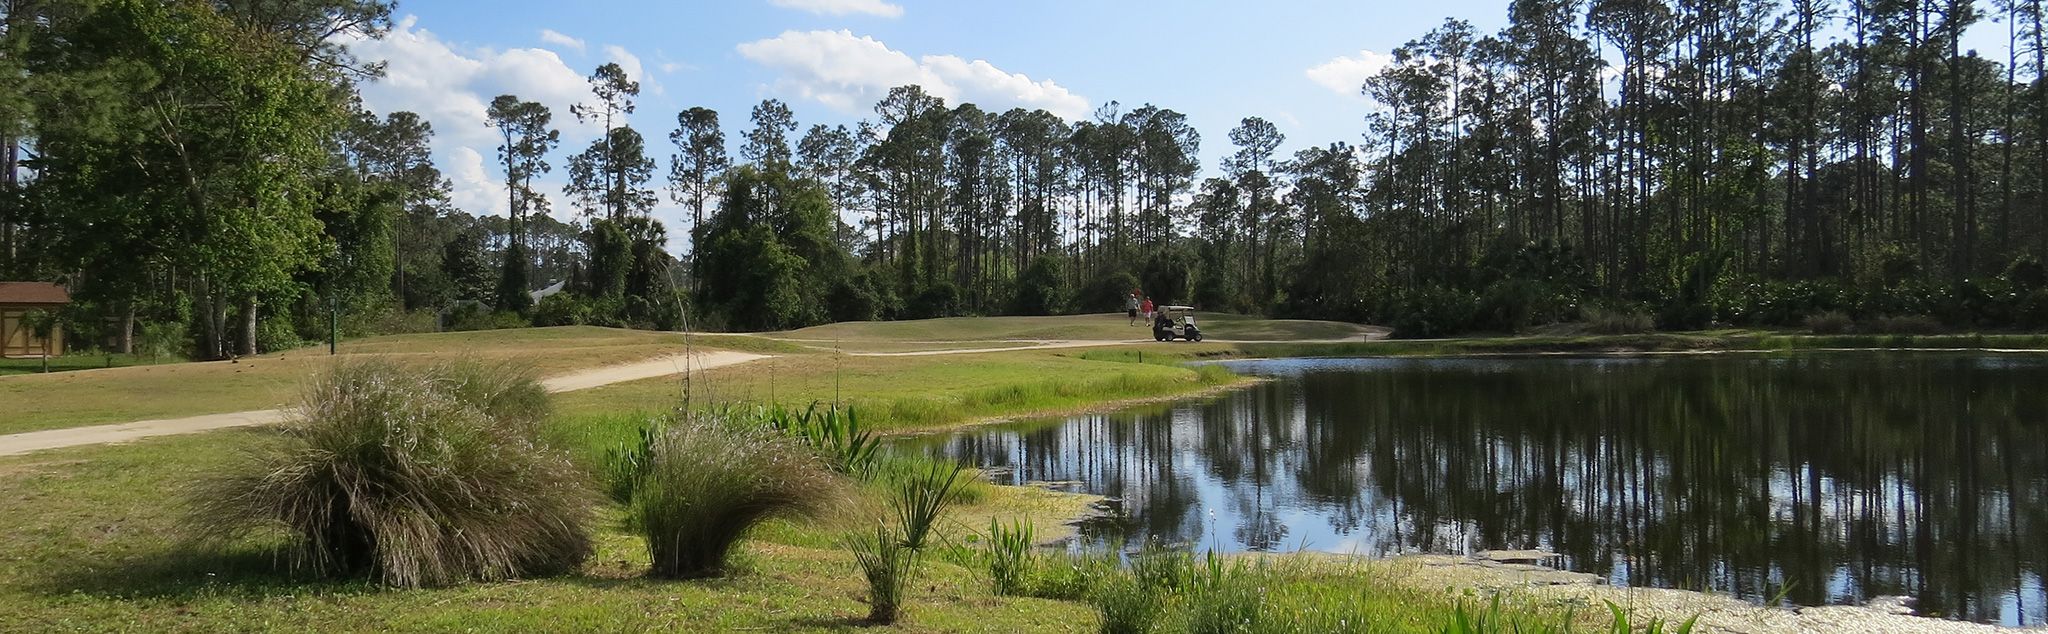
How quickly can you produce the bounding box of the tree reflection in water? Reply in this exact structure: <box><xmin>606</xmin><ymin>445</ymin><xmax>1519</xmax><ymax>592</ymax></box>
<box><xmin>899</xmin><ymin>354</ymin><xmax>2048</xmax><ymax>626</ymax></box>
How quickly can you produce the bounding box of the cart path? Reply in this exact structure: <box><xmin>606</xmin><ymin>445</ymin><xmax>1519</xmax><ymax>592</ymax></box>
<box><xmin>0</xmin><ymin>326</ymin><xmax>1393</xmax><ymax>457</ymax></box>
<box><xmin>0</xmin><ymin>350</ymin><xmax>768</xmax><ymax>457</ymax></box>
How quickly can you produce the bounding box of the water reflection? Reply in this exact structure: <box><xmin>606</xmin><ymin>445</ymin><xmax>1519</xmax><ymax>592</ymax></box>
<box><xmin>898</xmin><ymin>354</ymin><xmax>2048</xmax><ymax>626</ymax></box>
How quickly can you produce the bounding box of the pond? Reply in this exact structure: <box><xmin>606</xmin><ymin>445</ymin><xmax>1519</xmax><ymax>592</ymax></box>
<box><xmin>897</xmin><ymin>353</ymin><xmax>2048</xmax><ymax>626</ymax></box>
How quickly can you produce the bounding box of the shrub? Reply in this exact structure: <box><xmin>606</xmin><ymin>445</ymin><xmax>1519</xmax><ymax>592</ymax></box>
<box><xmin>2018</xmin><ymin>289</ymin><xmax>2048</xmax><ymax>330</ymax></box>
<box><xmin>1583</xmin><ymin>307</ymin><xmax>1654</xmax><ymax>335</ymax></box>
<box><xmin>1011</xmin><ymin>254</ymin><xmax>1073</xmax><ymax>316</ymax></box>
<box><xmin>190</xmin><ymin>361</ymin><xmax>594</xmax><ymax>588</ymax></box>
<box><xmin>531</xmin><ymin>292</ymin><xmax>588</xmax><ymax>327</ymax></box>
<box><xmin>631</xmin><ymin>413</ymin><xmax>838</xmax><ymax>578</ymax></box>
<box><xmin>256</xmin><ymin>314</ymin><xmax>305</xmax><ymax>354</ymax></box>
<box><xmin>1803</xmin><ymin>310</ymin><xmax>1853</xmax><ymax>335</ymax></box>
<box><xmin>138</xmin><ymin>320</ymin><xmax>189</xmax><ymax>360</ymax></box>
<box><xmin>1388</xmin><ymin>286</ymin><xmax>1480</xmax><ymax>338</ymax></box>
<box><xmin>827</xmin><ymin>275</ymin><xmax>883</xmax><ymax>323</ymax></box>
<box><xmin>1863</xmin><ymin>314</ymin><xmax>1944</xmax><ymax>335</ymax></box>
<box><xmin>1080</xmin><ymin>270</ymin><xmax>1145</xmax><ymax>313</ymax></box>
<box><xmin>845</xmin><ymin>524</ymin><xmax>914</xmax><ymax>624</ymax></box>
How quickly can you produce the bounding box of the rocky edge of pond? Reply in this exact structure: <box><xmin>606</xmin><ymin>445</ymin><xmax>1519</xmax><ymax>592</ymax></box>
<box><xmin>1304</xmin><ymin>550</ymin><xmax>2037</xmax><ymax>634</ymax></box>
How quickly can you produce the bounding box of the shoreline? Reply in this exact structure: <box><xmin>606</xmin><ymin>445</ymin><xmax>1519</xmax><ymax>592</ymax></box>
<box><xmin>873</xmin><ymin>375</ymin><xmax>1264</xmax><ymax>439</ymax></box>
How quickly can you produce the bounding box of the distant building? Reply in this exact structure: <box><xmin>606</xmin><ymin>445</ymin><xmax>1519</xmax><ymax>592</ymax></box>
<box><xmin>530</xmin><ymin>280</ymin><xmax>566</xmax><ymax>304</ymax></box>
<box><xmin>0</xmin><ymin>282</ymin><xmax>70</xmax><ymax>358</ymax></box>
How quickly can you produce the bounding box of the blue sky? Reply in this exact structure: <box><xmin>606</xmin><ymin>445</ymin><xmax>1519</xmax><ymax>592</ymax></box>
<box><xmin>349</xmin><ymin>0</ymin><xmax>2017</xmax><ymax>251</ymax></box>
<box><xmin>348</xmin><ymin>0</ymin><xmax>1501</xmax><ymax>244</ymax></box>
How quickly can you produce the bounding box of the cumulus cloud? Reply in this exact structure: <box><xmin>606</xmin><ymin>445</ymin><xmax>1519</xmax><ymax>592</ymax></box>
<box><xmin>736</xmin><ymin>30</ymin><xmax>1089</xmax><ymax>120</ymax></box>
<box><xmin>341</xmin><ymin>16</ymin><xmax>617</xmax><ymax>220</ymax></box>
<box><xmin>1306</xmin><ymin>49</ymin><xmax>1394</xmax><ymax>100</ymax></box>
<box><xmin>538</xmin><ymin>29</ymin><xmax>585</xmax><ymax>53</ymax></box>
<box><xmin>604</xmin><ymin>44</ymin><xmax>662</xmax><ymax>95</ymax></box>
<box><xmin>768</xmin><ymin>0</ymin><xmax>903</xmax><ymax>18</ymax></box>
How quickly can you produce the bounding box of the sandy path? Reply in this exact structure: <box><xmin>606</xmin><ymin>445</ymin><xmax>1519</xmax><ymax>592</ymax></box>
<box><xmin>0</xmin><ymin>350</ymin><xmax>767</xmax><ymax>457</ymax></box>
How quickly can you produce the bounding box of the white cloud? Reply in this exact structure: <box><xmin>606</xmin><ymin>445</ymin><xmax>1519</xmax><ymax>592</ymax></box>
<box><xmin>1306</xmin><ymin>49</ymin><xmax>1394</xmax><ymax>100</ymax></box>
<box><xmin>736</xmin><ymin>30</ymin><xmax>1089</xmax><ymax>120</ymax></box>
<box><xmin>768</xmin><ymin>0</ymin><xmax>903</xmax><ymax>18</ymax></box>
<box><xmin>342</xmin><ymin>15</ymin><xmax>601</xmax><ymax>219</ymax></box>
<box><xmin>604</xmin><ymin>44</ymin><xmax>661</xmax><ymax>95</ymax></box>
<box><xmin>538</xmin><ymin>29</ymin><xmax>585</xmax><ymax>53</ymax></box>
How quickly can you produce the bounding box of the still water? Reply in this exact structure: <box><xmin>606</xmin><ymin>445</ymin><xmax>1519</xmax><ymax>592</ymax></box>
<box><xmin>899</xmin><ymin>353</ymin><xmax>2048</xmax><ymax>626</ymax></box>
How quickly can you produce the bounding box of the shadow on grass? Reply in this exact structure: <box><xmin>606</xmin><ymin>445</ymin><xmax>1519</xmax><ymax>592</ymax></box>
<box><xmin>29</xmin><ymin>542</ymin><xmax>385</xmax><ymax>602</ymax></box>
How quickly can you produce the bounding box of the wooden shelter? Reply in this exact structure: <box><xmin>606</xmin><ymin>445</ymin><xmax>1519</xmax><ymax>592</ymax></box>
<box><xmin>0</xmin><ymin>282</ymin><xmax>69</xmax><ymax>357</ymax></box>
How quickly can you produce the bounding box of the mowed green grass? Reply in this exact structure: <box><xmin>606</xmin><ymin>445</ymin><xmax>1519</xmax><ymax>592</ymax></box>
<box><xmin>0</xmin><ymin>327</ymin><xmax>804</xmax><ymax>436</ymax></box>
<box><xmin>769</xmin><ymin>313</ymin><xmax>1372</xmax><ymax>343</ymax></box>
<box><xmin>0</xmin><ymin>408</ymin><xmax>1566</xmax><ymax>633</ymax></box>
<box><xmin>554</xmin><ymin>349</ymin><xmax>1242</xmax><ymax>432</ymax></box>
<box><xmin>0</xmin><ymin>426</ymin><xmax>1101</xmax><ymax>633</ymax></box>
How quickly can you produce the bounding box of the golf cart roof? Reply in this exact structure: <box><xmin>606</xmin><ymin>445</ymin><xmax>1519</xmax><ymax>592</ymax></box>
<box><xmin>1162</xmin><ymin>305</ymin><xmax>1197</xmax><ymax>312</ymax></box>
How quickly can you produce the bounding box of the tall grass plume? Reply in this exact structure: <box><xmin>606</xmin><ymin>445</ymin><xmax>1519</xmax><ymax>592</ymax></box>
<box><xmin>189</xmin><ymin>360</ymin><xmax>594</xmax><ymax>588</ymax></box>
<box><xmin>629</xmin><ymin>412</ymin><xmax>840</xmax><ymax>578</ymax></box>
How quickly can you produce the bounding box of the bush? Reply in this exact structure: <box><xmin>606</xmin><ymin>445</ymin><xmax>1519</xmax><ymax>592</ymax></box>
<box><xmin>190</xmin><ymin>361</ymin><xmax>594</xmax><ymax>588</ymax></box>
<box><xmin>1011</xmin><ymin>255</ymin><xmax>1073</xmax><ymax>316</ymax></box>
<box><xmin>1388</xmin><ymin>286</ymin><xmax>1480</xmax><ymax>338</ymax></box>
<box><xmin>1803</xmin><ymin>310</ymin><xmax>1853</xmax><ymax>335</ymax></box>
<box><xmin>255</xmin><ymin>314</ymin><xmax>304</xmax><ymax>353</ymax></box>
<box><xmin>1863</xmin><ymin>314</ymin><xmax>1944</xmax><ymax>335</ymax></box>
<box><xmin>446</xmin><ymin>304</ymin><xmax>530</xmax><ymax>332</ymax></box>
<box><xmin>137</xmin><ymin>320</ymin><xmax>189</xmax><ymax>360</ymax></box>
<box><xmin>630</xmin><ymin>413</ymin><xmax>839</xmax><ymax>578</ymax></box>
<box><xmin>1079</xmin><ymin>270</ymin><xmax>1144</xmax><ymax>314</ymax></box>
<box><xmin>908</xmin><ymin>281</ymin><xmax>962</xmax><ymax>319</ymax></box>
<box><xmin>531</xmin><ymin>292</ymin><xmax>591</xmax><ymax>327</ymax></box>
<box><xmin>1584</xmin><ymin>307</ymin><xmax>1654</xmax><ymax>335</ymax></box>
<box><xmin>827</xmin><ymin>275</ymin><xmax>883</xmax><ymax>323</ymax></box>
<box><xmin>2018</xmin><ymin>289</ymin><xmax>2048</xmax><ymax>330</ymax></box>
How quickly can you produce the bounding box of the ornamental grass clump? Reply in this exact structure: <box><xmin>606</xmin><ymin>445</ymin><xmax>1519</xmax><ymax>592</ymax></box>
<box><xmin>190</xmin><ymin>360</ymin><xmax>595</xmax><ymax>588</ymax></box>
<box><xmin>631</xmin><ymin>413</ymin><xmax>839</xmax><ymax>578</ymax></box>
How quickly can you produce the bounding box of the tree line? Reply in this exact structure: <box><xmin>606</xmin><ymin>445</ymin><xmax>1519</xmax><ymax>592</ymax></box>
<box><xmin>4</xmin><ymin>0</ymin><xmax>2047</xmax><ymax>358</ymax></box>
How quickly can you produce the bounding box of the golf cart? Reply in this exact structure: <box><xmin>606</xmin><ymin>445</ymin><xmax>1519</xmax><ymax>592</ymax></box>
<box><xmin>1151</xmin><ymin>305</ymin><xmax>1203</xmax><ymax>342</ymax></box>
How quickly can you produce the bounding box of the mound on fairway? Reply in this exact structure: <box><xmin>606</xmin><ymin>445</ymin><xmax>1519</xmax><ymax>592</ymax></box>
<box><xmin>768</xmin><ymin>313</ymin><xmax>1376</xmax><ymax>343</ymax></box>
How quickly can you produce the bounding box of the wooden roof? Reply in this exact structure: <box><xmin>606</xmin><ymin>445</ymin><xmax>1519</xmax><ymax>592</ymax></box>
<box><xmin>0</xmin><ymin>282</ymin><xmax>71</xmax><ymax>305</ymax></box>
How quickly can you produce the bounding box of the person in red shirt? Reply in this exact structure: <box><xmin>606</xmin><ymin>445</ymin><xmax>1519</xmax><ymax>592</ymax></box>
<box><xmin>1139</xmin><ymin>297</ymin><xmax>1155</xmax><ymax>322</ymax></box>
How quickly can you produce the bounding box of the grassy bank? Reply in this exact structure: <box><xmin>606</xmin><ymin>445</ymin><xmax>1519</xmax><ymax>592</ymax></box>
<box><xmin>1231</xmin><ymin>330</ymin><xmax>2048</xmax><ymax>359</ymax></box>
<box><xmin>0</xmin><ymin>411</ymin><xmax>1594</xmax><ymax>633</ymax></box>
<box><xmin>555</xmin><ymin>349</ymin><xmax>1243</xmax><ymax>433</ymax></box>
<box><xmin>770</xmin><ymin>312</ymin><xmax>1374</xmax><ymax>343</ymax></box>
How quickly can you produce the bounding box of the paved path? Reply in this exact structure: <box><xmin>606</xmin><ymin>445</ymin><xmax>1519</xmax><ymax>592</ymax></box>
<box><xmin>0</xmin><ymin>351</ymin><xmax>766</xmax><ymax>457</ymax></box>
